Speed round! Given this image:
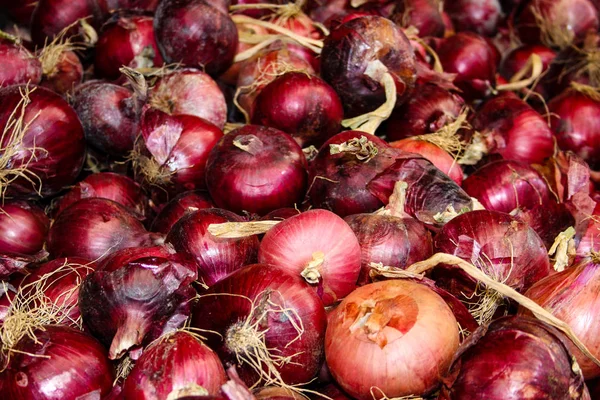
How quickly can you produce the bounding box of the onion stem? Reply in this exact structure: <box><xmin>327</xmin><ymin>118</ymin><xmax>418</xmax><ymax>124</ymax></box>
<box><xmin>496</xmin><ymin>53</ymin><xmax>544</xmax><ymax>92</ymax></box>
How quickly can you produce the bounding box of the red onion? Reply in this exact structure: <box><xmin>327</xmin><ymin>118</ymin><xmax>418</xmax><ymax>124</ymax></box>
<box><xmin>79</xmin><ymin>245</ymin><xmax>197</xmax><ymax>359</ymax></box>
<box><xmin>499</xmin><ymin>44</ymin><xmax>556</xmax><ymax>98</ymax></box>
<box><xmin>254</xmin><ymin>386</ymin><xmax>306</xmax><ymax>400</ymax></box>
<box><xmin>0</xmin><ymin>325</ymin><xmax>114</xmax><ymax>398</ymax></box>
<box><xmin>576</xmin><ymin>202</ymin><xmax>600</xmax><ymax>259</ymax></box>
<box><xmin>54</xmin><ymin>172</ymin><xmax>150</xmax><ymax>220</ymax></box>
<box><xmin>0</xmin><ymin>39</ymin><xmax>42</xmax><ymax>89</ymax></box>
<box><xmin>132</xmin><ymin>107</ymin><xmax>223</xmax><ymax>199</ymax></box>
<box><xmin>522</xmin><ymin>257</ymin><xmax>600</xmax><ymax>379</ymax></box>
<box><xmin>432</xmin><ymin>210</ymin><xmax>551</xmax><ymax>322</ymax></box>
<box><xmin>250</xmin><ymin>72</ymin><xmax>343</xmax><ymax>148</ymax></box>
<box><xmin>106</xmin><ymin>0</ymin><xmax>160</xmax><ymax>11</ymax></box>
<box><xmin>151</xmin><ymin>191</ymin><xmax>214</xmax><ymax>234</ymax></box>
<box><xmin>166</xmin><ymin>208</ymin><xmax>259</xmax><ymax>288</ymax></box>
<box><xmin>326</xmin><ymin>280</ymin><xmax>460</xmax><ymax>399</ymax></box>
<box><xmin>72</xmin><ymin>81</ymin><xmax>138</xmax><ymax>157</ymax></box>
<box><xmin>220</xmin><ymin>22</ymin><xmax>269</xmax><ymax>85</ymax></box>
<box><xmin>47</xmin><ymin>198</ymin><xmax>161</xmax><ymax>260</ymax></box>
<box><xmin>0</xmin><ymin>84</ymin><xmax>85</xmax><ymax>198</ymax></box>
<box><xmin>0</xmin><ymin>253</ymin><xmax>43</xmax><ymax>281</ymax></box>
<box><xmin>471</xmin><ymin>93</ymin><xmax>554</xmax><ymax>164</ymax></box>
<box><xmin>515</xmin><ymin>0</ymin><xmax>599</xmax><ymax>49</ymax></box>
<box><xmin>439</xmin><ymin>316</ymin><xmax>589</xmax><ymax>399</ymax></box>
<box><xmin>0</xmin><ymin>201</ymin><xmax>49</xmax><ymax>256</ymax></box>
<box><xmin>436</xmin><ymin>32</ymin><xmax>498</xmax><ymax>100</ymax></box>
<box><xmin>390</xmin><ymin>138</ymin><xmax>464</xmax><ymax>185</ymax></box>
<box><xmin>39</xmin><ymin>49</ymin><xmax>83</xmax><ymax>95</ymax></box>
<box><xmin>445</xmin><ymin>0</ymin><xmax>503</xmax><ymax>36</ymax></box>
<box><xmin>385</xmin><ymin>83</ymin><xmax>465</xmax><ymax>141</ymax></box>
<box><xmin>149</xmin><ymin>68</ymin><xmax>227</xmax><ymax>129</ymax></box>
<box><xmin>191</xmin><ymin>263</ymin><xmax>327</xmax><ymax>386</ymax></box>
<box><xmin>321</xmin><ymin>15</ymin><xmax>416</xmax><ymax>118</ymax></box>
<box><xmin>549</xmin><ymin>85</ymin><xmax>600</xmax><ymax>170</ymax></box>
<box><xmin>258</xmin><ymin>209</ymin><xmax>361</xmax><ymax>305</ymax></box>
<box><xmin>392</xmin><ymin>0</ymin><xmax>445</xmax><ymax>38</ymax></box>
<box><xmin>154</xmin><ymin>0</ymin><xmax>238</xmax><ymax>76</ymax></box>
<box><xmin>95</xmin><ymin>13</ymin><xmax>163</xmax><ymax>80</ymax></box>
<box><xmin>123</xmin><ymin>331</ymin><xmax>227</xmax><ymax>398</ymax></box>
<box><xmin>205</xmin><ymin>125</ymin><xmax>307</xmax><ymax>216</ymax></box>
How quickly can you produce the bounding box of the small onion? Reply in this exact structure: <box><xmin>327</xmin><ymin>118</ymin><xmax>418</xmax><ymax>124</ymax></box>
<box><xmin>326</xmin><ymin>280</ymin><xmax>460</xmax><ymax>400</ymax></box>
<box><xmin>259</xmin><ymin>209</ymin><xmax>361</xmax><ymax>306</ymax></box>
<box><xmin>122</xmin><ymin>331</ymin><xmax>226</xmax><ymax>398</ymax></box>
<box><xmin>205</xmin><ymin>125</ymin><xmax>307</xmax><ymax>216</ymax></box>
<box><xmin>0</xmin><ymin>39</ymin><xmax>42</xmax><ymax>88</ymax></box>
<box><xmin>0</xmin><ymin>201</ymin><xmax>49</xmax><ymax>256</ymax></box>
<box><xmin>151</xmin><ymin>191</ymin><xmax>214</xmax><ymax>234</ymax></box>
<box><xmin>166</xmin><ymin>208</ymin><xmax>259</xmax><ymax>288</ymax></box>
<box><xmin>79</xmin><ymin>245</ymin><xmax>197</xmax><ymax>359</ymax></box>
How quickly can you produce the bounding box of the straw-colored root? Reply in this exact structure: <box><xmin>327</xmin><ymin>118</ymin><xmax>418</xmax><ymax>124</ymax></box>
<box><xmin>530</xmin><ymin>6</ymin><xmax>575</xmax><ymax>49</ymax></box>
<box><xmin>128</xmin><ymin>139</ymin><xmax>174</xmax><ymax>189</ymax></box>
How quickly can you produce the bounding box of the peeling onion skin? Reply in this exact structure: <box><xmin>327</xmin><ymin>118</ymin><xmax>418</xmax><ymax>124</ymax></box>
<box><xmin>151</xmin><ymin>191</ymin><xmax>214</xmax><ymax>234</ymax></box>
<box><xmin>259</xmin><ymin>209</ymin><xmax>361</xmax><ymax>306</ymax></box>
<box><xmin>320</xmin><ymin>15</ymin><xmax>417</xmax><ymax>118</ymax></box>
<box><xmin>154</xmin><ymin>0</ymin><xmax>238</xmax><ymax>76</ymax></box>
<box><xmin>191</xmin><ymin>263</ymin><xmax>327</xmax><ymax>386</ymax></box>
<box><xmin>0</xmin><ymin>201</ymin><xmax>49</xmax><ymax>256</ymax></box>
<box><xmin>326</xmin><ymin>280</ymin><xmax>460</xmax><ymax>400</ymax></box>
<box><xmin>439</xmin><ymin>316</ymin><xmax>590</xmax><ymax>400</ymax></box>
<box><xmin>0</xmin><ymin>325</ymin><xmax>114</xmax><ymax>400</ymax></box>
<box><xmin>122</xmin><ymin>331</ymin><xmax>227</xmax><ymax>399</ymax></box>
<box><xmin>166</xmin><ymin>208</ymin><xmax>259</xmax><ymax>288</ymax></box>
<box><xmin>0</xmin><ymin>40</ymin><xmax>42</xmax><ymax>89</ymax></box>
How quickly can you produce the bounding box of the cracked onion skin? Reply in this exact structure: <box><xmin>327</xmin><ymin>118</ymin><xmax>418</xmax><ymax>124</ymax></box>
<box><xmin>320</xmin><ymin>15</ymin><xmax>417</xmax><ymax>118</ymax></box>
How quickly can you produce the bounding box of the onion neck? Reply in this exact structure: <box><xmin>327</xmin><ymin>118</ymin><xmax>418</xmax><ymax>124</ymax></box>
<box><xmin>329</xmin><ymin>136</ymin><xmax>379</xmax><ymax>162</ymax></box>
<box><xmin>301</xmin><ymin>251</ymin><xmax>324</xmax><ymax>284</ymax></box>
<box><xmin>233</xmin><ymin>135</ymin><xmax>264</xmax><ymax>155</ymax></box>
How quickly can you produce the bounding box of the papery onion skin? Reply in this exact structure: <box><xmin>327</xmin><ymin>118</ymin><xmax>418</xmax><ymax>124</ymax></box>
<box><xmin>549</xmin><ymin>87</ymin><xmax>600</xmax><ymax>170</ymax></box>
<box><xmin>0</xmin><ymin>85</ymin><xmax>86</xmax><ymax>198</ymax></box>
<box><xmin>385</xmin><ymin>84</ymin><xmax>465</xmax><ymax>142</ymax></box>
<box><xmin>166</xmin><ymin>208</ymin><xmax>259</xmax><ymax>288</ymax></box>
<box><xmin>0</xmin><ymin>325</ymin><xmax>114</xmax><ymax>400</ymax></box>
<box><xmin>47</xmin><ymin>198</ymin><xmax>160</xmax><ymax>260</ymax></box>
<box><xmin>95</xmin><ymin>13</ymin><xmax>163</xmax><ymax>80</ymax></box>
<box><xmin>344</xmin><ymin>213</ymin><xmax>433</xmax><ymax>286</ymax></box>
<box><xmin>191</xmin><ymin>263</ymin><xmax>327</xmax><ymax>386</ymax></box>
<box><xmin>72</xmin><ymin>81</ymin><xmax>138</xmax><ymax>157</ymax></box>
<box><xmin>79</xmin><ymin>245</ymin><xmax>197</xmax><ymax>359</ymax></box>
<box><xmin>251</xmin><ymin>72</ymin><xmax>344</xmax><ymax>148</ymax></box>
<box><xmin>149</xmin><ymin>68</ymin><xmax>227</xmax><ymax>129</ymax></box>
<box><xmin>522</xmin><ymin>259</ymin><xmax>600</xmax><ymax>378</ymax></box>
<box><xmin>472</xmin><ymin>93</ymin><xmax>554</xmax><ymax>164</ymax></box>
<box><xmin>326</xmin><ymin>280</ymin><xmax>459</xmax><ymax>400</ymax></box>
<box><xmin>151</xmin><ymin>191</ymin><xmax>214</xmax><ymax>234</ymax></box>
<box><xmin>439</xmin><ymin>316</ymin><xmax>590</xmax><ymax>399</ymax></box>
<box><xmin>0</xmin><ymin>201</ymin><xmax>49</xmax><ymax>256</ymax></box>
<box><xmin>320</xmin><ymin>15</ymin><xmax>417</xmax><ymax>117</ymax></box>
<box><xmin>54</xmin><ymin>172</ymin><xmax>149</xmax><ymax>220</ymax></box>
<box><xmin>122</xmin><ymin>331</ymin><xmax>227</xmax><ymax>399</ymax></box>
<box><xmin>576</xmin><ymin>202</ymin><xmax>600</xmax><ymax>259</ymax></box>
<box><xmin>0</xmin><ymin>40</ymin><xmax>42</xmax><ymax>88</ymax></box>
<box><xmin>445</xmin><ymin>0</ymin><xmax>503</xmax><ymax>36</ymax></box>
<box><xmin>205</xmin><ymin>125</ymin><xmax>307</xmax><ymax>216</ymax></box>
<box><xmin>259</xmin><ymin>209</ymin><xmax>361</xmax><ymax>306</ymax></box>
<box><xmin>154</xmin><ymin>0</ymin><xmax>238</xmax><ymax>76</ymax></box>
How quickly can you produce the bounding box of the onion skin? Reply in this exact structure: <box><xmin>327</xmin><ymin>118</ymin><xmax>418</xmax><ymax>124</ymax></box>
<box><xmin>344</xmin><ymin>213</ymin><xmax>433</xmax><ymax>286</ymax></box>
<box><xmin>40</xmin><ymin>50</ymin><xmax>83</xmax><ymax>96</ymax></box>
<box><xmin>53</xmin><ymin>172</ymin><xmax>150</xmax><ymax>220</ymax></box>
<box><xmin>445</xmin><ymin>0</ymin><xmax>503</xmax><ymax>36</ymax></box>
<box><xmin>472</xmin><ymin>93</ymin><xmax>554</xmax><ymax>164</ymax></box>
<box><xmin>95</xmin><ymin>14</ymin><xmax>163</xmax><ymax>80</ymax></box>
<box><xmin>47</xmin><ymin>198</ymin><xmax>160</xmax><ymax>260</ymax></box>
<box><xmin>154</xmin><ymin>0</ymin><xmax>238</xmax><ymax>76</ymax></box>
<box><xmin>166</xmin><ymin>208</ymin><xmax>259</xmax><ymax>288</ymax></box>
<box><xmin>0</xmin><ymin>40</ymin><xmax>42</xmax><ymax>88</ymax></box>
<box><xmin>436</xmin><ymin>32</ymin><xmax>498</xmax><ymax>100</ymax></box>
<box><xmin>259</xmin><ymin>209</ymin><xmax>361</xmax><ymax>306</ymax></box>
<box><xmin>122</xmin><ymin>331</ymin><xmax>227</xmax><ymax>399</ymax></box>
<box><xmin>251</xmin><ymin>72</ymin><xmax>344</xmax><ymax>148</ymax></box>
<box><xmin>149</xmin><ymin>68</ymin><xmax>227</xmax><ymax>130</ymax></box>
<box><xmin>0</xmin><ymin>325</ymin><xmax>114</xmax><ymax>399</ymax></box>
<box><xmin>393</xmin><ymin>0</ymin><xmax>445</xmax><ymax>38</ymax></box>
<box><xmin>0</xmin><ymin>85</ymin><xmax>86</xmax><ymax>198</ymax></box>
<box><xmin>576</xmin><ymin>202</ymin><xmax>600</xmax><ymax>258</ymax></box>
<box><xmin>205</xmin><ymin>125</ymin><xmax>307</xmax><ymax>216</ymax></box>
<box><xmin>79</xmin><ymin>245</ymin><xmax>197</xmax><ymax>359</ymax></box>
<box><xmin>72</xmin><ymin>81</ymin><xmax>138</xmax><ymax>157</ymax></box>
<box><xmin>549</xmin><ymin>88</ymin><xmax>600</xmax><ymax>170</ymax></box>
<box><xmin>151</xmin><ymin>191</ymin><xmax>214</xmax><ymax>234</ymax></box>
<box><xmin>191</xmin><ymin>263</ymin><xmax>327</xmax><ymax>386</ymax></box>
<box><xmin>439</xmin><ymin>316</ymin><xmax>589</xmax><ymax>399</ymax></box>
<box><xmin>499</xmin><ymin>45</ymin><xmax>556</xmax><ymax>98</ymax></box>
<box><xmin>320</xmin><ymin>15</ymin><xmax>417</xmax><ymax>118</ymax></box>
<box><xmin>385</xmin><ymin>84</ymin><xmax>464</xmax><ymax>141</ymax></box>
<box><xmin>0</xmin><ymin>201</ymin><xmax>49</xmax><ymax>256</ymax></box>
<box><xmin>326</xmin><ymin>280</ymin><xmax>459</xmax><ymax>400</ymax></box>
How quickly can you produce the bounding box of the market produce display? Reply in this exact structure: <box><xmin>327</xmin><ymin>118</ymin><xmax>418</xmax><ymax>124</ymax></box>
<box><xmin>1</xmin><ymin>0</ymin><xmax>600</xmax><ymax>399</ymax></box>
